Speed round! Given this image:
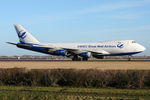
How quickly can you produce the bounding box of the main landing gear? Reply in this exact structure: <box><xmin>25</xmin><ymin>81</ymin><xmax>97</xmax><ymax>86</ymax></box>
<box><xmin>72</xmin><ymin>55</ymin><xmax>88</xmax><ymax>61</ymax></box>
<box><xmin>128</xmin><ymin>55</ymin><xmax>132</xmax><ymax>61</ymax></box>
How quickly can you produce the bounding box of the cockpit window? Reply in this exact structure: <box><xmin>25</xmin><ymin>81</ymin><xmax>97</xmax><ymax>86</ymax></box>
<box><xmin>132</xmin><ymin>41</ymin><xmax>136</xmax><ymax>43</ymax></box>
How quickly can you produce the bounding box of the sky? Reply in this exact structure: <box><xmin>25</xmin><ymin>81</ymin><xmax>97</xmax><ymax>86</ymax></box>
<box><xmin>0</xmin><ymin>0</ymin><xmax>150</xmax><ymax>56</ymax></box>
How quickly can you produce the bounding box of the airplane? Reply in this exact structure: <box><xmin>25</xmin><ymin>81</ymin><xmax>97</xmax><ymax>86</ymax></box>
<box><xmin>7</xmin><ymin>24</ymin><xmax>146</xmax><ymax>61</ymax></box>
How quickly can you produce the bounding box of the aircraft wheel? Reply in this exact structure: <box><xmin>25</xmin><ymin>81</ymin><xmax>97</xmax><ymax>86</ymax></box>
<box><xmin>128</xmin><ymin>56</ymin><xmax>132</xmax><ymax>61</ymax></box>
<box><xmin>82</xmin><ymin>57</ymin><xmax>88</xmax><ymax>61</ymax></box>
<box><xmin>72</xmin><ymin>55</ymin><xmax>81</xmax><ymax>61</ymax></box>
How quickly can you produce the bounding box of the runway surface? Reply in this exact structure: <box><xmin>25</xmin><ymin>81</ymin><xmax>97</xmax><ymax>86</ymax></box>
<box><xmin>0</xmin><ymin>59</ymin><xmax>150</xmax><ymax>70</ymax></box>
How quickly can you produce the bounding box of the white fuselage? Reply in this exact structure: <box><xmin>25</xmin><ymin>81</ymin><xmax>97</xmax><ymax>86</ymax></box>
<box><xmin>39</xmin><ymin>40</ymin><xmax>145</xmax><ymax>56</ymax></box>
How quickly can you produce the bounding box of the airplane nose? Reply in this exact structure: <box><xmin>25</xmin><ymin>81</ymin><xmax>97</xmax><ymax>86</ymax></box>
<box><xmin>138</xmin><ymin>45</ymin><xmax>146</xmax><ymax>52</ymax></box>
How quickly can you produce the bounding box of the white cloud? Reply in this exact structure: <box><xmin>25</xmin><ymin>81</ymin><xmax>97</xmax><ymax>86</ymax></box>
<box><xmin>78</xmin><ymin>0</ymin><xmax>150</xmax><ymax>15</ymax></box>
<box><xmin>23</xmin><ymin>0</ymin><xmax>150</xmax><ymax>24</ymax></box>
<box><xmin>78</xmin><ymin>25</ymin><xmax>150</xmax><ymax>35</ymax></box>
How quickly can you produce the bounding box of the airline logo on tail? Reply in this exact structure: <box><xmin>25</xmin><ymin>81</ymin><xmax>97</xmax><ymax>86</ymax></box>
<box><xmin>18</xmin><ymin>31</ymin><xmax>27</xmax><ymax>39</ymax></box>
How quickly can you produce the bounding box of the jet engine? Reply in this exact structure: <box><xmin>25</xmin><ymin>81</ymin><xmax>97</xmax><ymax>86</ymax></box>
<box><xmin>48</xmin><ymin>49</ymin><xmax>67</xmax><ymax>56</ymax></box>
<box><xmin>79</xmin><ymin>52</ymin><xmax>91</xmax><ymax>58</ymax></box>
<box><xmin>54</xmin><ymin>49</ymin><xmax>67</xmax><ymax>56</ymax></box>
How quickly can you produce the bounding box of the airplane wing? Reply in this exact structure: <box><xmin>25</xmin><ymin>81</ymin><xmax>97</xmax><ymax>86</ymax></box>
<box><xmin>38</xmin><ymin>45</ymin><xmax>110</xmax><ymax>56</ymax></box>
<box><xmin>7</xmin><ymin>42</ymin><xmax>110</xmax><ymax>57</ymax></box>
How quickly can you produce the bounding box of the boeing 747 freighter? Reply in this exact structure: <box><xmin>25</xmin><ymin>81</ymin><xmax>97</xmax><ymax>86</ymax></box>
<box><xmin>7</xmin><ymin>24</ymin><xmax>146</xmax><ymax>61</ymax></box>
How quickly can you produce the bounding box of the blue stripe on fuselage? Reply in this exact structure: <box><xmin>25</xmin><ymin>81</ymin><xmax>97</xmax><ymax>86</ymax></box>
<box><xmin>17</xmin><ymin>43</ymin><xmax>49</xmax><ymax>54</ymax></box>
<box><xmin>22</xmin><ymin>46</ymin><xmax>49</xmax><ymax>54</ymax></box>
<box><xmin>108</xmin><ymin>51</ymin><xmax>142</xmax><ymax>56</ymax></box>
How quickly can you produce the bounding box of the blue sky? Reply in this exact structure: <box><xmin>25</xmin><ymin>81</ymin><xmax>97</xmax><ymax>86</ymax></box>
<box><xmin>0</xmin><ymin>0</ymin><xmax>150</xmax><ymax>56</ymax></box>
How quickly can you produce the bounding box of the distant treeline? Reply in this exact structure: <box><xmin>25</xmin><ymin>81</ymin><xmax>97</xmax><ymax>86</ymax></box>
<box><xmin>0</xmin><ymin>68</ymin><xmax>150</xmax><ymax>89</ymax></box>
<box><xmin>0</xmin><ymin>55</ymin><xmax>150</xmax><ymax>60</ymax></box>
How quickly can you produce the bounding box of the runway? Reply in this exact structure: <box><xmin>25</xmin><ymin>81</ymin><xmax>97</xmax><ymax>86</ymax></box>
<box><xmin>0</xmin><ymin>59</ymin><xmax>150</xmax><ymax>70</ymax></box>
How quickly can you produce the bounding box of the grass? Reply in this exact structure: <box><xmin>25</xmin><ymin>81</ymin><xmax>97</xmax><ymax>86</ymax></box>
<box><xmin>0</xmin><ymin>86</ymin><xmax>150</xmax><ymax>100</ymax></box>
<box><xmin>1</xmin><ymin>60</ymin><xmax>150</xmax><ymax>70</ymax></box>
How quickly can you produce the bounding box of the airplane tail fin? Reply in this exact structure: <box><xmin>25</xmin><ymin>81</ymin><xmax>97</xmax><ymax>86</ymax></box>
<box><xmin>14</xmin><ymin>24</ymin><xmax>40</xmax><ymax>44</ymax></box>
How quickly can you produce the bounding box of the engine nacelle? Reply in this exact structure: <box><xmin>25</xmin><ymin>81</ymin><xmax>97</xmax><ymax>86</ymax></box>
<box><xmin>79</xmin><ymin>52</ymin><xmax>91</xmax><ymax>58</ymax></box>
<box><xmin>49</xmin><ymin>49</ymin><xmax>67</xmax><ymax>56</ymax></box>
<box><xmin>55</xmin><ymin>49</ymin><xmax>67</xmax><ymax>56</ymax></box>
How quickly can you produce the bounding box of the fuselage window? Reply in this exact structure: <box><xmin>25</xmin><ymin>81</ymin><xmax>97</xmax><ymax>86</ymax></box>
<box><xmin>132</xmin><ymin>41</ymin><xmax>136</xmax><ymax>43</ymax></box>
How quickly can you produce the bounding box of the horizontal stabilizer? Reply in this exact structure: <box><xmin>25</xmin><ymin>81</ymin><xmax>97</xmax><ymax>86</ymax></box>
<box><xmin>6</xmin><ymin>42</ymin><xmax>33</xmax><ymax>47</ymax></box>
<box><xmin>6</xmin><ymin>42</ymin><xmax>18</xmax><ymax>45</ymax></box>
